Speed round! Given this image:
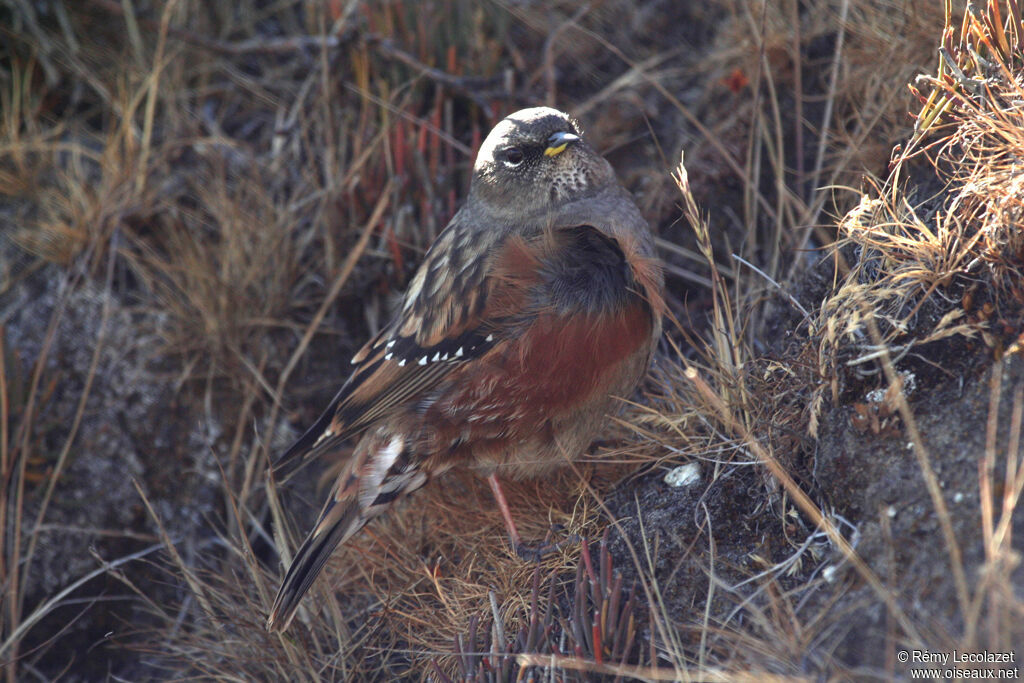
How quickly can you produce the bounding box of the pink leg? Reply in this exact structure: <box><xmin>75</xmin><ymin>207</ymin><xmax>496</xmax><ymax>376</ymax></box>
<box><xmin>487</xmin><ymin>473</ymin><xmax>524</xmax><ymax>549</ymax></box>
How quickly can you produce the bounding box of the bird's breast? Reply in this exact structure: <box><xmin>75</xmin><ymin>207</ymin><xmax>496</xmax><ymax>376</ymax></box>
<box><xmin>538</xmin><ymin>224</ymin><xmax>637</xmax><ymax>315</ymax></box>
<box><xmin>418</xmin><ymin>298</ymin><xmax>655</xmax><ymax>467</ymax></box>
<box><xmin>410</xmin><ymin>222</ymin><xmax>660</xmax><ymax>473</ymax></box>
<box><xmin>507</xmin><ymin>301</ymin><xmax>654</xmax><ymax>411</ymax></box>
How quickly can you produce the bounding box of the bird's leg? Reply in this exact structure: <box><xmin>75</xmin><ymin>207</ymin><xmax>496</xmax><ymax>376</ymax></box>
<box><xmin>486</xmin><ymin>473</ymin><xmax>576</xmax><ymax>560</ymax></box>
<box><xmin>487</xmin><ymin>472</ymin><xmax>524</xmax><ymax>549</ymax></box>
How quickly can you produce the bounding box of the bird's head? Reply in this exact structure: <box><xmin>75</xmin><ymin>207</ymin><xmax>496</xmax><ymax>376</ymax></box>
<box><xmin>469</xmin><ymin>107</ymin><xmax>616</xmax><ymax>218</ymax></box>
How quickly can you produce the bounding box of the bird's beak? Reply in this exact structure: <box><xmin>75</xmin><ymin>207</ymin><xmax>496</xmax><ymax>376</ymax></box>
<box><xmin>544</xmin><ymin>131</ymin><xmax>580</xmax><ymax>157</ymax></box>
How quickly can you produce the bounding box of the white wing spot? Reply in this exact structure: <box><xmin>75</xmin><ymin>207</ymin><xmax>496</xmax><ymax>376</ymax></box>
<box><xmin>485</xmin><ymin>334</ymin><xmax>494</xmax><ymax>342</ymax></box>
<box><xmin>432</xmin><ymin>352</ymin><xmax>440</xmax><ymax>362</ymax></box>
<box><xmin>418</xmin><ymin>356</ymin><xmax>428</xmax><ymax>366</ymax></box>
<box><xmin>385</xmin><ymin>353</ymin><xmax>393</xmax><ymax>360</ymax></box>
<box><xmin>374</xmin><ymin>436</ymin><xmax>402</xmax><ymax>473</ymax></box>
<box><xmin>455</xmin><ymin>347</ymin><xmax>464</xmax><ymax>358</ymax></box>
<box><xmin>313</xmin><ymin>427</ymin><xmax>335</xmax><ymax>447</ymax></box>
<box><xmin>398</xmin><ymin>358</ymin><xmax>407</xmax><ymax>367</ymax></box>
<box><xmin>362</xmin><ymin>435</ymin><xmax>405</xmax><ymax>508</ymax></box>
<box><xmin>386</xmin><ymin>339</ymin><xmax>396</xmax><ymax>349</ymax></box>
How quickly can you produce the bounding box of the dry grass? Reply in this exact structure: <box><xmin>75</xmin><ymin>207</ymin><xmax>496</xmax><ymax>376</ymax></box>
<box><xmin>5</xmin><ymin>0</ymin><xmax>1021</xmax><ymax>681</ymax></box>
<box><xmin>801</xmin><ymin>0</ymin><xmax>1024</xmax><ymax>667</ymax></box>
<box><xmin>815</xmin><ymin>0</ymin><xmax>1024</xmax><ymax>398</ymax></box>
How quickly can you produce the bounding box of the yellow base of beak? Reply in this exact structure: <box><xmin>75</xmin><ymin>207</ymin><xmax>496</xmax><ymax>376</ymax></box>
<box><xmin>544</xmin><ymin>143</ymin><xmax>569</xmax><ymax>157</ymax></box>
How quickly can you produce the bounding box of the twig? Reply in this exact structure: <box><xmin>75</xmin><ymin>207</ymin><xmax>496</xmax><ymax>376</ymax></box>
<box><xmin>253</xmin><ymin>180</ymin><xmax>393</xmax><ymax>500</ymax></box>
<box><xmin>369</xmin><ymin>36</ymin><xmax>508</xmax><ymax>97</ymax></box>
<box><xmin>515</xmin><ymin>652</ymin><xmax>806</xmax><ymax>682</ymax></box>
<box><xmin>88</xmin><ymin>0</ymin><xmax>347</xmax><ymax>55</ymax></box>
<box><xmin>807</xmin><ymin>0</ymin><xmax>850</xmax><ymax>228</ymax></box>
<box><xmin>0</xmin><ymin>543</ymin><xmax>165</xmax><ymax>658</ymax></box>
<box><xmin>732</xmin><ymin>253</ymin><xmax>811</xmax><ymax>320</ymax></box>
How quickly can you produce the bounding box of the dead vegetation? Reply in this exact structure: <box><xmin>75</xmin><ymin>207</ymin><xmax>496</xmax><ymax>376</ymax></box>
<box><xmin>2</xmin><ymin>0</ymin><xmax>1021</xmax><ymax>681</ymax></box>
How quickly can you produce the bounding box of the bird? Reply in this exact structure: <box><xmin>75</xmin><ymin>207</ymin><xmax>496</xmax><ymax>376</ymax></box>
<box><xmin>266</xmin><ymin>106</ymin><xmax>664</xmax><ymax>632</ymax></box>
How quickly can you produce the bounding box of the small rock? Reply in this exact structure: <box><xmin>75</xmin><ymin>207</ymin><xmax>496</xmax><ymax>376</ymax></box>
<box><xmin>663</xmin><ymin>462</ymin><xmax>701</xmax><ymax>488</ymax></box>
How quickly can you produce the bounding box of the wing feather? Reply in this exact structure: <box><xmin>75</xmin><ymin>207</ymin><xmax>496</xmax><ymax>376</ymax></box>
<box><xmin>270</xmin><ymin>216</ymin><xmax>513</xmax><ymax>480</ymax></box>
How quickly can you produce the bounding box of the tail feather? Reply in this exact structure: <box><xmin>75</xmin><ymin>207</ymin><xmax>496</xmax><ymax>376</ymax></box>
<box><xmin>266</xmin><ymin>496</ymin><xmax>365</xmax><ymax>632</ymax></box>
<box><xmin>267</xmin><ymin>432</ymin><xmax>431</xmax><ymax>632</ymax></box>
<box><xmin>270</xmin><ymin>400</ymin><xmax>346</xmax><ymax>483</ymax></box>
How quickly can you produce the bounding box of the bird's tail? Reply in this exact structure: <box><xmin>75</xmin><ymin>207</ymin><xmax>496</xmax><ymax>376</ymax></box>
<box><xmin>266</xmin><ymin>432</ymin><xmax>429</xmax><ymax>632</ymax></box>
<box><xmin>266</xmin><ymin>493</ymin><xmax>366</xmax><ymax>632</ymax></box>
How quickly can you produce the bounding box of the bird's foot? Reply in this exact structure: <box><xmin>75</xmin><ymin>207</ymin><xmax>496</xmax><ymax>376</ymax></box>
<box><xmin>512</xmin><ymin>526</ymin><xmax>580</xmax><ymax>561</ymax></box>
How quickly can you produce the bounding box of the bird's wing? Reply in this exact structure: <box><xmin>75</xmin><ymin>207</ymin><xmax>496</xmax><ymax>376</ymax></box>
<box><xmin>270</xmin><ymin>218</ymin><xmax>532</xmax><ymax>481</ymax></box>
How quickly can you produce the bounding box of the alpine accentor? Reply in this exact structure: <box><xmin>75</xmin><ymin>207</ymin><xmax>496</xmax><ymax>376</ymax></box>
<box><xmin>267</xmin><ymin>107</ymin><xmax>664</xmax><ymax>632</ymax></box>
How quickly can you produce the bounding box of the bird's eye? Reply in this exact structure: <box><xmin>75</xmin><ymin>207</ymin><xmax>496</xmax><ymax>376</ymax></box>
<box><xmin>502</xmin><ymin>147</ymin><xmax>524</xmax><ymax>167</ymax></box>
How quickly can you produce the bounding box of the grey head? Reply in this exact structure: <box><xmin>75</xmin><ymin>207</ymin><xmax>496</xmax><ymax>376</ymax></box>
<box><xmin>468</xmin><ymin>107</ymin><xmax>618</xmax><ymax>220</ymax></box>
